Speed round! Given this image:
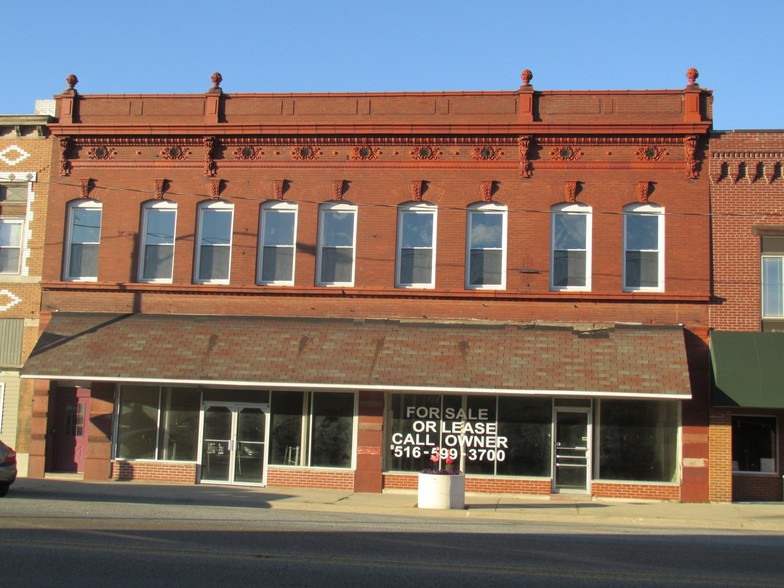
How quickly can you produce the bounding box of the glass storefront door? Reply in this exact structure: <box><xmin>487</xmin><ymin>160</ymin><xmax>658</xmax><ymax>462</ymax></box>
<box><xmin>201</xmin><ymin>403</ymin><xmax>268</xmax><ymax>485</ymax></box>
<box><xmin>554</xmin><ymin>409</ymin><xmax>590</xmax><ymax>493</ymax></box>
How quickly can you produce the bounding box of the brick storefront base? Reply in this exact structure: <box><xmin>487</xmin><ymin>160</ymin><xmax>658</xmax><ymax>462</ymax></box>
<box><xmin>591</xmin><ymin>481</ymin><xmax>680</xmax><ymax>501</ymax></box>
<box><xmin>266</xmin><ymin>467</ymin><xmax>355</xmax><ymax>490</ymax></box>
<box><xmin>111</xmin><ymin>461</ymin><xmax>197</xmax><ymax>483</ymax></box>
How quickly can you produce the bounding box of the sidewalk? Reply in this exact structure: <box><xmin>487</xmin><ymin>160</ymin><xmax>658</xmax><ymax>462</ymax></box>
<box><xmin>11</xmin><ymin>476</ymin><xmax>784</xmax><ymax>532</ymax></box>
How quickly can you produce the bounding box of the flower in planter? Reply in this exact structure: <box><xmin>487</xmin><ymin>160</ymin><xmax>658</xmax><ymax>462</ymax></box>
<box><xmin>421</xmin><ymin>446</ymin><xmax>462</xmax><ymax>475</ymax></box>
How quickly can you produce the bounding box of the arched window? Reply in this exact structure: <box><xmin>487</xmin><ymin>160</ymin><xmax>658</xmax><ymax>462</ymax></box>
<box><xmin>258</xmin><ymin>200</ymin><xmax>298</xmax><ymax>285</ymax></box>
<box><xmin>194</xmin><ymin>200</ymin><xmax>234</xmax><ymax>284</ymax></box>
<box><xmin>623</xmin><ymin>203</ymin><xmax>664</xmax><ymax>291</ymax></box>
<box><xmin>551</xmin><ymin>203</ymin><xmax>592</xmax><ymax>291</ymax></box>
<box><xmin>317</xmin><ymin>202</ymin><xmax>357</xmax><ymax>286</ymax></box>
<box><xmin>396</xmin><ymin>202</ymin><xmax>437</xmax><ymax>288</ymax></box>
<box><xmin>139</xmin><ymin>200</ymin><xmax>177</xmax><ymax>283</ymax></box>
<box><xmin>466</xmin><ymin>202</ymin><xmax>507</xmax><ymax>289</ymax></box>
<box><xmin>64</xmin><ymin>199</ymin><xmax>102</xmax><ymax>281</ymax></box>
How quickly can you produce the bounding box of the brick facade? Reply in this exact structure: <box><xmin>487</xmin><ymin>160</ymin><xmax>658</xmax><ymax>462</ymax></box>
<box><xmin>709</xmin><ymin>131</ymin><xmax>784</xmax><ymax>501</ymax></box>
<box><xmin>0</xmin><ymin>115</ymin><xmax>52</xmax><ymax>476</ymax></box>
<box><xmin>25</xmin><ymin>70</ymin><xmax>714</xmax><ymax>501</ymax></box>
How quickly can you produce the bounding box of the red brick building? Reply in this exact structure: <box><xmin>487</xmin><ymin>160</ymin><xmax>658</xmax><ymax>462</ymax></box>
<box><xmin>709</xmin><ymin>130</ymin><xmax>784</xmax><ymax>502</ymax></box>
<box><xmin>0</xmin><ymin>110</ymin><xmax>53</xmax><ymax>478</ymax></box>
<box><xmin>22</xmin><ymin>69</ymin><xmax>714</xmax><ymax>500</ymax></box>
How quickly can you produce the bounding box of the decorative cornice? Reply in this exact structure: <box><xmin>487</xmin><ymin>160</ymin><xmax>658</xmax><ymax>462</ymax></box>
<box><xmin>550</xmin><ymin>146</ymin><xmax>583</xmax><ymax>161</ymax></box>
<box><xmin>233</xmin><ymin>145</ymin><xmax>263</xmax><ymax>160</ymax></box>
<box><xmin>160</xmin><ymin>146</ymin><xmax>191</xmax><ymax>160</ymax></box>
<box><xmin>291</xmin><ymin>145</ymin><xmax>321</xmax><ymax>161</ymax></box>
<box><xmin>350</xmin><ymin>145</ymin><xmax>382</xmax><ymax>161</ymax></box>
<box><xmin>471</xmin><ymin>145</ymin><xmax>504</xmax><ymax>161</ymax></box>
<box><xmin>410</xmin><ymin>145</ymin><xmax>442</xmax><ymax>161</ymax></box>
<box><xmin>635</xmin><ymin>145</ymin><xmax>669</xmax><ymax>161</ymax></box>
<box><xmin>203</xmin><ymin>136</ymin><xmax>217</xmax><ymax>176</ymax></box>
<box><xmin>86</xmin><ymin>145</ymin><xmax>117</xmax><ymax>161</ymax></box>
<box><xmin>518</xmin><ymin>135</ymin><xmax>533</xmax><ymax>178</ymax></box>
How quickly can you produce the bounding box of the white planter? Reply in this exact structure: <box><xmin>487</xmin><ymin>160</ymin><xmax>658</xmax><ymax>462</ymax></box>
<box><xmin>418</xmin><ymin>472</ymin><xmax>465</xmax><ymax>509</ymax></box>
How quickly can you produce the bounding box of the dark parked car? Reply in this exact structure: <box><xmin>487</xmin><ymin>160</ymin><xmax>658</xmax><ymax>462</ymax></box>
<box><xmin>0</xmin><ymin>440</ymin><xmax>17</xmax><ymax>497</ymax></box>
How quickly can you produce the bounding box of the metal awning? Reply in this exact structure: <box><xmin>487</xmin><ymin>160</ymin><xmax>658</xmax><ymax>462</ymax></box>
<box><xmin>710</xmin><ymin>331</ymin><xmax>784</xmax><ymax>408</ymax></box>
<box><xmin>22</xmin><ymin>313</ymin><xmax>692</xmax><ymax>399</ymax></box>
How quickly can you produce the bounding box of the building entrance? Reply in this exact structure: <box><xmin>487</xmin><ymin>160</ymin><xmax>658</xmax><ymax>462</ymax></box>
<box><xmin>553</xmin><ymin>409</ymin><xmax>590</xmax><ymax>493</ymax></box>
<box><xmin>200</xmin><ymin>403</ymin><xmax>268</xmax><ymax>485</ymax></box>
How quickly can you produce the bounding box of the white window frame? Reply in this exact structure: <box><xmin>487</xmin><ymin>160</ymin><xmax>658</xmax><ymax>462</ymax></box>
<box><xmin>396</xmin><ymin>202</ymin><xmax>437</xmax><ymax>288</ymax></box>
<box><xmin>550</xmin><ymin>202</ymin><xmax>592</xmax><ymax>291</ymax></box>
<box><xmin>465</xmin><ymin>202</ymin><xmax>507</xmax><ymax>290</ymax></box>
<box><xmin>194</xmin><ymin>200</ymin><xmax>234</xmax><ymax>285</ymax></box>
<box><xmin>316</xmin><ymin>202</ymin><xmax>357</xmax><ymax>287</ymax></box>
<box><xmin>0</xmin><ymin>218</ymin><xmax>23</xmax><ymax>275</ymax></box>
<box><xmin>257</xmin><ymin>201</ymin><xmax>298</xmax><ymax>286</ymax></box>
<box><xmin>623</xmin><ymin>203</ymin><xmax>664</xmax><ymax>292</ymax></box>
<box><xmin>64</xmin><ymin>199</ymin><xmax>102</xmax><ymax>282</ymax></box>
<box><xmin>139</xmin><ymin>200</ymin><xmax>177</xmax><ymax>283</ymax></box>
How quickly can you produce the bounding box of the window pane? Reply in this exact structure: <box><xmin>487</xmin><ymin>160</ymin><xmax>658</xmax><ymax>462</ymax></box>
<box><xmin>143</xmin><ymin>245</ymin><xmax>174</xmax><ymax>280</ymax></box>
<box><xmin>117</xmin><ymin>385</ymin><xmax>159</xmax><ymax>459</ymax></box>
<box><xmin>0</xmin><ymin>249</ymin><xmax>19</xmax><ymax>273</ymax></box>
<box><xmin>269</xmin><ymin>392</ymin><xmax>304</xmax><ymax>465</ymax></box>
<box><xmin>599</xmin><ymin>400</ymin><xmax>678</xmax><ymax>482</ymax></box>
<box><xmin>320</xmin><ymin>247</ymin><xmax>352</xmax><ymax>283</ymax></box>
<box><xmin>322</xmin><ymin>211</ymin><xmax>355</xmax><ymax>247</ymax></box>
<box><xmin>201</xmin><ymin>209</ymin><xmax>232</xmax><ymax>245</ymax></box>
<box><xmin>146</xmin><ymin>209</ymin><xmax>176</xmax><ymax>245</ymax></box>
<box><xmin>762</xmin><ymin>257</ymin><xmax>784</xmax><ymax>318</ymax></box>
<box><xmin>626</xmin><ymin>214</ymin><xmax>658</xmax><ymax>251</ymax></box>
<box><xmin>69</xmin><ymin>243</ymin><xmax>98</xmax><ymax>278</ymax></box>
<box><xmin>261</xmin><ymin>246</ymin><xmax>294</xmax><ymax>282</ymax></box>
<box><xmin>157</xmin><ymin>387</ymin><xmax>200</xmax><ymax>461</ymax></box>
<box><xmin>463</xmin><ymin>396</ymin><xmax>498</xmax><ymax>475</ymax></box>
<box><xmin>199</xmin><ymin>245</ymin><xmax>230</xmax><ymax>280</ymax></box>
<box><xmin>496</xmin><ymin>396</ymin><xmax>552</xmax><ymax>477</ymax></box>
<box><xmin>625</xmin><ymin>251</ymin><xmax>659</xmax><ymax>289</ymax></box>
<box><xmin>0</xmin><ymin>184</ymin><xmax>27</xmax><ymax>202</ymax></box>
<box><xmin>470</xmin><ymin>213</ymin><xmax>502</xmax><ymax>248</ymax></box>
<box><xmin>553</xmin><ymin>250</ymin><xmax>586</xmax><ymax>287</ymax></box>
<box><xmin>469</xmin><ymin>249</ymin><xmax>502</xmax><ymax>285</ymax></box>
<box><xmin>400</xmin><ymin>249</ymin><xmax>432</xmax><ymax>285</ymax></box>
<box><xmin>401</xmin><ymin>212</ymin><xmax>433</xmax><ymax>248</ymax></box>
<box><xmin>553</xmin><ymin>214</ymin><xmax>586</xmax><ymax>250</ymax></box>
<box><xmin>72</xmin><ymin>208</ymin><xmax>101</xmax><ymax>244</ymax></box>
<box><xmin>0</xmin><ymin>221</ymin><xmax>21</xmax><ymax>246</ymax></box>
<box><xmin>310</xmin><ymin>392</ymin><xmax>353</xmax><ymax>468</ymax></box>
<box><xmin>263</xmin><ymin>210</ymin><xmax>295</xmax><ymax>246</ymax></box>
<box><xmin>732</xmin><ymin>416</ymin><xmax>777</xmax><ymax>472</ymax></box>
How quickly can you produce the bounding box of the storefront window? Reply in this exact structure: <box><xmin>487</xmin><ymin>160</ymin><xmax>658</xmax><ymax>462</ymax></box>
<box><xmin>311</xmin><ymin>392</ymin><xmax>354</xmax><ymax>468</ymax></box>
<box><xmin>386</xmin><ymin>394</ymin><xmax>552</xmax><ymax>477</ymax></box>
<box><xmin>269</xmin><ymin>392</ymin><xmax>304</xmax><ymax>465</ymax></box>
<box><xmin>268</xmin><ymin>391</ymin><xmax>355</xmax><ymax>468</ymax></box>
<box><xmin>598</xmin><ymin>399</ymin><xmax>678</xmax><ymax>482</ymax></box>
<box><xmin>732</xmin><ymin>416</ymin><xmax>777</xmax><ymax>473</ymax></box>
<box><xmin>116</xmin><ymin>385</ymin><xmax>200</xmax><ymax>461</ymax></box>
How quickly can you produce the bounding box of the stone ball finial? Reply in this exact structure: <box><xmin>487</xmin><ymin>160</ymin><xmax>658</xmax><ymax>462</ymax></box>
<box><xmin>520</xmin><ymin>69</ymin><xmax>533</xmax><ymax>87</ymax></box>
<box><xmin>65</xmin><ymin>74</ymin><xmax>79</xmax><ymax>93</ymax></box>
<box><xmin>686</xmin><ymin>67</ymin><xmax>699</xmax><ymax>87</ymax></box>
<box><xmin>211</xmin><ymin>72</ymin><xmax>223</xmax><ymax>89</ymax></box>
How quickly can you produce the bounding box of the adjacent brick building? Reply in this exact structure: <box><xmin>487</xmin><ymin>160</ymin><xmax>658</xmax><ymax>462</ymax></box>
<box><xmin>0</xmin><ymin>109</ymin><xmax>53</xmax><ymax>476</ymax></box>
<box><xmin>22</xmin><ymin>69</ymin><xmax>714</xmax><ymax>500</ymax></box>
<box><xmin>709</xmin><ymin>130</ymin><xmax>784</xmax><ymax>501</ymax></box>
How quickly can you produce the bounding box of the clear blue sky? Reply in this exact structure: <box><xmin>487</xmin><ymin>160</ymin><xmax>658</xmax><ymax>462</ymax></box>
<box><xmin>4</xmin><ymin>0</ymin><xmax>782</xmax><ymax>130</ymax></box>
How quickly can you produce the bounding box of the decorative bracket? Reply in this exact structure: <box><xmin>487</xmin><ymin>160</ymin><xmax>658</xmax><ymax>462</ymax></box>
<box><xmin>636</xmin><ymin>181</ymin><xmax>652</xmax><ymax>203</ymax></box>
<box><xmin>79</xmin><ymin>178</ymin><xmax>93</xmax><ymax>199</ymax></box>
<box><xmin>332</xmin><ymin>180</ymin><xmax>344</xmax><ymax>201</ymax></box>
<box><xmin>518</xmin><ymin>135</ymin><xmax>533</xmax><ymax>178</ymax></box>
<box><xmin>481</xmin><ymin>180</ymin><xmax>494</xmax><ymax>202</ymax></box>
<box><xmin>274</xmin><ymin>179</ymin><xmax>286</xmax><ymax>200</ymax></box>
<box><xmin>684</xmin><ymin>136</ymin><xmax>700</xmax><ymax>179</ymax></box>
<box><xmin>564</xmin><ymin>181</ymin><xmax>579</xmax><ymax>203</ymax></box>
<box><xmin>154</xmin><ymin>179</ymin><xmax>167</xmax><ymax>199</ymax></box>
<box><xmin>59</xmin><ymin>137</ymin><xmax>73</xmax><ymax>176</ymax></box>
<box><xmin>410</xmin><ymin>180</ymin><xmax>424</xmax><ymax>202</ymax></box>
<box><xmin>210</xmin><ymin>178</ymin><xmax>223</xmax><ymax>199</ymax></box>
<box><xmin>203</xmin><ymin>136</ymin><xmax>217</xmax><ymax>177</ymax></box>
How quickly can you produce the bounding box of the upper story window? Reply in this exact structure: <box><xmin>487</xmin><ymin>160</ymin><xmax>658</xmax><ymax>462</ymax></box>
<box><xmin>139</xmin><ymin>200</ymin><xmax>177</xmax><ymax>283</ymax></box>
<box><xmin>0</xmin><ymin>183</ymin><xmax>29</xmax><ymax>275</ymax></box>
<box><xmin>397</xmin><ymin>203</ymin><xmax>437</xmax><ymax>288</ymax></box>
<box><xmin>194</xmin><ymin>200</ymin><xmax>234</xmax><ymax>284</ymax></box>
<box><xmin>762</xmin><ymin>236</ymin><xmax>784</xmax><ymax>328</ymax></box>
<box><xmin>551</xmin><ymin>203</ymin><xmax>592</xmax><ymax>291</ymax></box>
<box><xmin>466</xmin><ymin>202</ymin><xmax>507</xmax><ymax>289</ymax></box>
<box><xmin>64</xmin><ymin>199</ymin><xmax>102</xmax><ymax>282</ymax></box>
<box><xmin>258</xmin><ymin>201</ymin><xmax>297</xmax><ymax>286</ymax></box>
<box><xmin>317</xmin><ymin>203</ymin><xmax>357</xmax><ymax>286</ymax></box>
<box><xmin>623</xmin><ymin>203</ymin><xmax>664</xmax><ymax>292</ymax></box>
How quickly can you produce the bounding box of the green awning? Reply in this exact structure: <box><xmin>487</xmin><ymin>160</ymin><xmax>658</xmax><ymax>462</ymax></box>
<box><xmin>710</xmin><ymin>331</ymin><xmax>784</xmax><ymax>408</ymax></box>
